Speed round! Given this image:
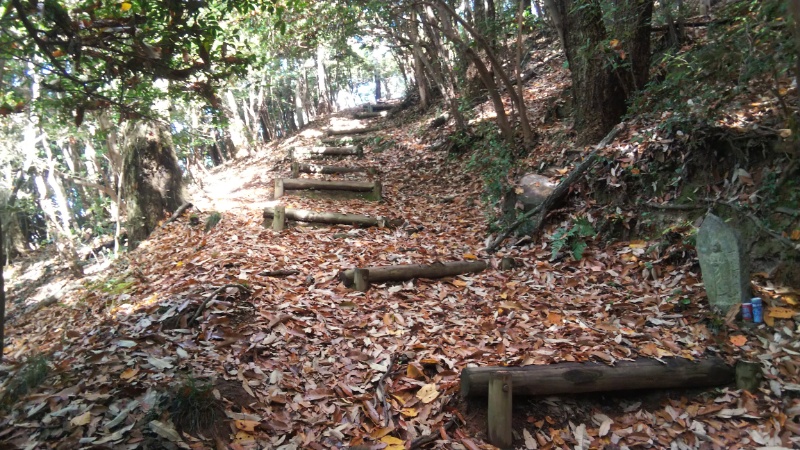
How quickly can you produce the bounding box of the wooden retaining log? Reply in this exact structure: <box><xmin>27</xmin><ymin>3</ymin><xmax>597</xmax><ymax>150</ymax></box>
<box><xmin>274</xmin><ymin>178</ymin><xmax>381</xmax><ymax>200</ymax></box>
<box><xmin>460</xmin><ymin>357</ymin><xmax>734</xmax><ymax>398</ymax></box>
<box><xmin>290</xmin><ymin>162</ymin><xmax>376</xmax><ymax>178</ymax></box>
<box><xmin>327</xmin><ymin>127</ymin><xmax>382</xmax><ymax>136</ymax></box>
<box><xmin>263</xmin><ymin>206</ymin><xmax>386</xmax><ymax>228</ymax></box>
<box><xmin>339</xmin><ymin>260</ymin><xmax>487</xmax><ymax>289</ymax></box>
<box><xmin>290</xmin><ymin>146</ymin><xmax>363</xmax><ymax>159</ymax></box>
<box><xmin>366</xmin><ymin>103</ymin><xmax>395</xmax><ymax>112</ymax></box>
<box><xmin>320</xmin><ymin>136</ymin><xmax>365</xmax><ymax>146</ymax></box>
<box><xmin>354</xmin><ymin>112</ymin><xmax>382</xmax><ymax>119</ymax></box>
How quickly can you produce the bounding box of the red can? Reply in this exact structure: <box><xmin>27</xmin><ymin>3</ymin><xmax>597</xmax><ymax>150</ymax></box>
<box><xmin>741</xmin><ymin>303</ymin><xmax>753</xmax><ymax>322</ymax></box>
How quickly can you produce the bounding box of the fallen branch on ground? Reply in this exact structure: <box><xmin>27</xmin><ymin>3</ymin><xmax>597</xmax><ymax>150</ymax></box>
<box><xmin>165</xmin><ymin>202</ymin><xmax>194</xmax><ymax>225</ymax></box>
<box><xmin>409</xmin><ymin>417</ymin><xmax>459</xmax><ymax>449</ymax></box>
<box><xmin>257</xmin><ymin>269</ymin><xmax>299</xmax><ymax>277</ymax></box>
<box><xmin>190</xmin><ymin>284</ymin><xmax>252</xmax><ymax>324</ymax></box>
<box><xmin>486</xmin><ymin>123</ymin><xmax>625</xmax><ymax>253</ymax></box>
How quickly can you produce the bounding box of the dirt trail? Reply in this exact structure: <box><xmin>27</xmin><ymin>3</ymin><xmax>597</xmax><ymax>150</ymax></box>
<box><xmin>2</xmin><ymin>105</ymin><xmax>793</xmax><ymax>449</ymax></box>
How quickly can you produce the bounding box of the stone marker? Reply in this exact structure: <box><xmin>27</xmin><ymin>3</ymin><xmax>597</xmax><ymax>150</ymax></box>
<box><xmin>697</xmin><ymin>214</ymin><xmax>750</xmax><ymax>314</ymax></box>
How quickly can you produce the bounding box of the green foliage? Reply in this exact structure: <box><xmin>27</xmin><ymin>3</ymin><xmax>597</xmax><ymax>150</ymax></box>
<box><xmin>630</xmin><ymin>0</ymin><xmax>794</xmax><ymax>133</ymax></box>
<box><xmin>463</xmin><ymin>126</ymin><xmax>516</xmax><ymax>229</ymax></box>
<box><xmin>1</xmin><ymin>354</ymin><xmax>50</xmax><ymax>409</ymax></box>
<box><xmin>167</xmin><ymin>377</ymin><xmax>225</xmax><ymax>437</ymax></box>
<box><xmin>204</xmin><ymin>212</ymin><xmax>222</xmax><ymax>232</ymax></box>
<box><xmin>87</xmin><ymin>274</ymin><xmax>135</xmax><ymax>296</ymax></box>
<box><xmin>549</xmin><ymin>217</ymin><xmax>596</xmax><ymax>261</ymax></box>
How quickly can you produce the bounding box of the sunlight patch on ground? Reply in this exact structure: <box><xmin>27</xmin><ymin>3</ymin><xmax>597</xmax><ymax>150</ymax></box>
<box><xmin>328</xmin><ymin>117</ymin><xmax>368</xmax><ymax>131</ymax></box>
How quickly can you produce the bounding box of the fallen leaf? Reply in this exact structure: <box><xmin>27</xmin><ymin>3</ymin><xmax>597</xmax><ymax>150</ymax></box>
<box><xmin>235</xmin><ymin>419</ymin><xmax>260</xmax><ymax>432</ymax></box>
<box><xmin>381</xmin><ymin>435</ymin><xmax>405</xmax><ymax>450</ymax></box>
<box><xmin>70</xmin><ymin>411</ymin><xmax>92</xmax><ymax>426</ymax></box>
<box><xmin>400</xmin><ymin>407</ymin><xmax>418</xmax><ymax>418</ymax></box>
<box><xmin>415</xmin><ymin>383</ymin><xmax>439</xmax><ymax>403</ymax></box>
<box><xmin>769</xmin><ymin>307</ymin><xmax>796</xmax><ymax>319</ymax></box>
<box><xmin>730</xmin><ymin>335</ymin><xmax>747</xmax><ymax>347</ymax></box>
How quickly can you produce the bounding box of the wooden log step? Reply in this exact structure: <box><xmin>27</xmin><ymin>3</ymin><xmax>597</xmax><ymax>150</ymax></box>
<box><xmin>339</xmin><ymin>260</ymin><xmax>487</xmax><ymax>290</ymax></box>
<box><xmin>354</xmin><ymin>112</ymin><xmax>382</xmax><ymax>119</ymax></box>
<box><xmin>274</xmin><ymin>178</ymin><xmax>381</xmax><ymax>200</ymax></box>
<box><xmin>264</xmin><ymin>206</ymin><xmax>386</xmax><ymax>228</ymax></box>
<box><xmin>290</xmin><ymin>146</ymin><xmax>363</xmax><ymax>159</ymax></box>
<box><xmin>460</xmin><ymin>357</ymin><xmax>734</xmax><ymax>398</ymax></box>
<box><xmin>366</xmin><ymin>103</ymin><xmax>395</xmax><ymax>112</ymax></box>
<box><xmin>290</xmin><ymin>162</ymin><xmax>376</xmax><ymax>178</ymax></box>
<box><xmin>320</xmin><ymin>136</ymin><xmax>365</xmax><ymax>146</ymax></box>
<box><xmin>327</xmin><ymin>127</ymin><xmax>382</xmax><ymax>136</ymax></box>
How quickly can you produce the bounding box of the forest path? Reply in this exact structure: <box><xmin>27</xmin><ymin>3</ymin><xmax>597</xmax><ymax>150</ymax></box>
<box><xmin>2</xmin><ymin>105</ymin><xmax>783</xmax><ymax>448</ymax></box>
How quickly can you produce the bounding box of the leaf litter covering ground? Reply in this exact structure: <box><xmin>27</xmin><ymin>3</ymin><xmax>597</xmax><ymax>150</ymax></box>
<box><xmin>4</xmin><ymin>95</ymin><xmax>800</xmax><ymax>450</ymax></box>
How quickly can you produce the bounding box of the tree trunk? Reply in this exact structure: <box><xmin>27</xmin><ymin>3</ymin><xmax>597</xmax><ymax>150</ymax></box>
<box><xmin>294</xmin><ymin>70</ymin><xmax>306</xmax><ymax>129</ymax></box>
<box><xmin>317</xmin><ymin>45</ymin><xmax>333</xmax><ymax>114</ymax></box>
<box><xmin>409</xmin><ymin>10</ymin><xmax>431</xmax><ymax>109</ymax></box>
<box><xmin>0</xmin><ymin>219</ymin><xmax>5</xmax><ymax>362</ymax></box>
<box><xmin>121</xmin><ymin>121</ymin><xmax>185</xmax><ymax>249</ymax></box>
<box><xmin>374</xmin><ymin>70</ymin><xmax>382</xmax><ymax>101</ymax></box>
<box><xmin>548</xmin><ymin>0</ymin><xmax>626</xmax><ymax>143</ymax></box>
<box><xmin>610</xmin><ymin>0</ymin><xmax>654</xmax><ymax>93</ymax></box>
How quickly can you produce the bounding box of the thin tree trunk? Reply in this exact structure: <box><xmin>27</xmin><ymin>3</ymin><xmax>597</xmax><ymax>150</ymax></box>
<box><xmin>430</xmin><ymin>0</ymin><xmax>535</xmax><ymax>147</ymax></box>
<box><xmin>410</xmin><ymin>10</ymin><xmax>431</xmax><ymax>109</ymax></box>
<box><xmin>0</xmin><ymin>218</ymin><xmax>5</xmax><ymax>362</ymax></box>
<box><xmin>317</xmin><ymin>45</ymin><xmax>333</xmax><ymax>114</ymax></box>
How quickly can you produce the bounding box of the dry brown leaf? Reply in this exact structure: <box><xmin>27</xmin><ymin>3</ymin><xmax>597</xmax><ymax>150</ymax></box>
<box><xmin>415</xmin><ymin>383</ymin><xmax>439</xmax><ymax>403</ymax></box>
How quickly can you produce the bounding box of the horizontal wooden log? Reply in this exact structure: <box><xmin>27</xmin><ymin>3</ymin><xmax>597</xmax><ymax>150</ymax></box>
<box><xmin>291</xmin><ymin>146</ymin><xmax>362</xmax><ymax>159</ymax></box>
<box><xmin>291</xmin><ymin>162</ymin><xmax>376</xmax><ymax>177</ymax></box>
<box><xmin>280</xmin><ymin>178</ymin><xmax>377</xmax><ymax>192</ymax></box>
<box><xmin>327</xmin><ymin>127</ymin><xmax>382</xmax><ymax>136</ymax></box>
<box><xmin>339</xmin><ymin>261</ymin><xmax>487</xmax><ymax>288</ymax></box>
<box><xmin>460</xmin><ymin>357</ymin><xmax>734</xmax><ymax>398</ymax></box>
<box><xmin>354</xmin><ymin>112</ymin><xmax>382</xmax><ymax>119</ymax></box>
<box><xmin>263</xmin><ymin>207</ymin><xmax>386</xmax><ymax>227</ymax></box>
<box><xmin>320</xmin><ymin>136</ymin><xmax>365</xmax><ymax>146</ymax></box>
<box><xmin>367</xmin><ymin>103</ymin><xmax>395</xmax><ymax>112</ymax></box>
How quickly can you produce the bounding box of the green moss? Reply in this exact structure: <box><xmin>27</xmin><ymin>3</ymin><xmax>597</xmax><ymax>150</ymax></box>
<box><xmin>1</xmin><ymin>354</ymin><xmax>50</xmax><ymax>409</ymax></box>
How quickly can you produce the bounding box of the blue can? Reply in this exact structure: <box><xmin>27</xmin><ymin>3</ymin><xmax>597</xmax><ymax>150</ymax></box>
<box><xmin>751</xmin><ymin>297</ymin><xmax>763</xmax><ymax>324</ymax></box>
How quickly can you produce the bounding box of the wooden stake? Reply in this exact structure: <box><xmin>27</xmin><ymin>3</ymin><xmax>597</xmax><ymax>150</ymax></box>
<box><xmin>353</xmin><ymin>268</ymin><xmax>370</xmax><ymax>292</ymax></box>
<box><xmin>372</xmin><ymin>179</ymin><xmax>382</xmax><ymax>201</ymax></box>
<box><xmin>274</xmin><ymin>178</ymin><xmax>284</xmax><ymax>199</ymax></box>
<box><xmin>487</xmin><ymin>371</ymin><xmax>513</xmax><ymax>449</ymax></box>
<box><xmin>291</xmin><ymin>162</ymin><xmax>300</xmax><ymax>178</ymax></box>
<box><xmin>273</xmin><ymin>205</ymin><xmax>286</xmax><ymax>231</ymax></box>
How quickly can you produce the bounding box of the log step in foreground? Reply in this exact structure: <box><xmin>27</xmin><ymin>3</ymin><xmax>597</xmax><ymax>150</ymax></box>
<box><xmin>460</xmin><ymin>357</ymin><xmax>734</xmax><ymax>398</ymax></box>
<box><xmin>274</xmin><ymin>178</ymin><xmax>381</xmax><ymax>200</ymax></box>
<box><xmin>339</xmin><ymin>260</ymin><xmax>487</xmax><ymax>291</ymax></box>
<box><xmin>327</xmin><ymin>127</ymin><xmax>382</xmax><ymax>136</ymax></box>
<box><xmin>290</xmin><ymin>146</ymin><xmax>363</xmax><ymax>159</ymax></box>
<box><xmin>463</xmin><ymin>357</ymin><xmax>734</xmax><ymax>448</ymax></box>
<box><xmin>290</xmin><ymin>162</ymin><xmax>376</xmax><ymax>178</ymax></box>
<box><xmin>264</xmin><ymin>206</ymin><xmax>386</xmax><ymax>229</ymax></box>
